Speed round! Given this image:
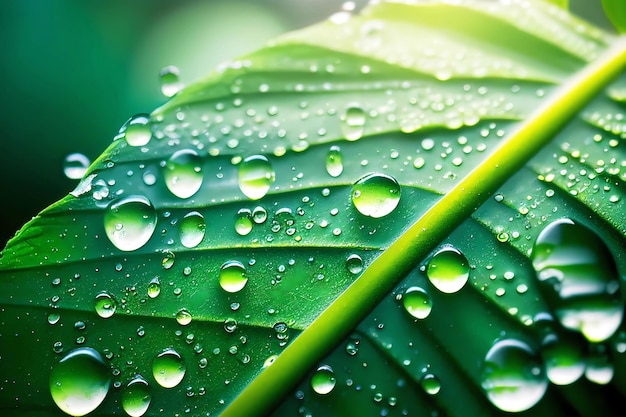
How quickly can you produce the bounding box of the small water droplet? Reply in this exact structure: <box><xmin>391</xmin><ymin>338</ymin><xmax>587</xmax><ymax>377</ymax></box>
<box><xmin>152</xmin><ymin>349</ymin><xmax>186</xmax><ymax>388</ymax></box>
<box><xmin>238</xmin><ymin>155</ymin><xmax>275</xmax><ymax>200</ymax></box>
<box><xmin>49</xmin><ymin>348</ymin><xmax>111</xmax><ymax>416</ymax></box>
<box><xmin>346</xmin><ymin>254</ymin><xmax>363</xmax><ymax>274</ymax></box>
<box><xmin>48</xmin><ymin>312</ymin><xmax>61</xmax><ymax>325</ymax></box>
<box><xmin>176</xmin><ymin>309</ymin><xmax>192</xmax><ymax>326</ymax></box>
<box><xmin>311</xmin><ymin>365</ymin><xmax>336</xmax><ymax>395</ymax></box>
<box><xmin>120</xmin><ymin>114</ymin><xmax>152</xmax><ymax>147</ymax></box>
<box><xmin>426</xmin><ymin>246</ymin><xmax>469</xmax><ymax>294</ymax></box>
<box><xmin>147</xmin><ymin>277</ymin><xmax>161</xmax><ymax>299</ymax></box>
<box><xmin>235</xmin><ymin>209</ymin><xmax>253</xmax><ymax>236</ymax></box>
<box><xmin>219</xmin><ymin>261</ymin><xmax>248</xmax><ymax>293</ymax></box>
<box><xmin>94</xmin><ymin>292</ymin><xmax>116</xmax><ymax>319</ymax></box>
<box><xmin>159</xmin><ymin>65</ymin><xmax>182</xmax><ymax>98</ymax></box>
<box><xmin>161</xmin><ymin>250</ymin><xmax>175</xmax><ymax>270</ymax></box>
<box><xmin>104</xmin><ymin>195</ymin><xmax>157</xmax><ymax>252</ymax></box>
<box><xmin>531</xmin><ymin>218</ymin><xmax>623</xmax><ymax>342</ymax></box>
<box><xmin>402</xmin><ymin>286</ymin><xmax>433</xmax><ymax>319</ymax></box>
<box><xmin>252</xmin><ymin>206</ymin><xmax>268</xmax><ymax>224</ymax></box>
<box><xmin>164</xmin><ymin>149</ymin><xmax>204</xmax><ymax>199</ymax></box>
<box><xmin>420</xmin><ymin>373</ymin><xmax>441</xmax><ymax>395</ymax></box>
<box><xmin>341</xmin><ymin>106</ymin><xmax>366</xmax><ymax>141</ymax></box>
<box><xmin>64</xmin><ymin>153</ymin><xmax>91</xmax><ymax>180</ymax></box>
<box><xmin>541</xmin><ymin>335</ymin><xmax>585</xmax><ymax>385</ymax></box>
<box><xmin>480</xmin><ymin>339</ymin><xmax>547</xmax><ymax>412</ymax></box>
<box><xmin>351</xmin><ymin>173</ymin><xmax>401</xmax><ymax>218</ymax></box>
<box><xmin>326</xmin><ymin>145</ymin><xmax>344</xmax><ymax>177</ymax></box>
<box><xmin>122</xmin><ymin>375</ymin><xmax>152</xmax><ymax>417</ymax></box>
<box><xmin>179</xmin><ymin>211</ymin><xmax>206</xmax><ymax>248</ymax></box>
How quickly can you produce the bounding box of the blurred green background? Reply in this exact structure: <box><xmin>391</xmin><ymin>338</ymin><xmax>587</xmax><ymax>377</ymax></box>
<box><xmin>0</xmin><ymin>0</ymin><xmax>613</xmax><ymax>247</ymax></box>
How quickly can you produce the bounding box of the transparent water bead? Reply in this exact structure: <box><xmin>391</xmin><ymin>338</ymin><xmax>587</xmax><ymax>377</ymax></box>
<box><xmin>235</xmin><ymin>208</ymin><xmax>253</xmax><ymax>236</ymax></box>
<box><xmin>311</xmin><ymin>365</ymin><xmax>336</xmax><ymax>394</ymax></box>
<box><xmin>164</xmin><ymin>149</ymin><xmax>204</xmax><ymax>199</ymax></box>
<box><xmin>49</xmin><ymin>348</ymin><xmax>111</xmax><ymax>416</ymax></box>
<box><xmin>219</xmin><ymin>260</ymin><xmax>248</xmax><ymax>293</ymax></box>
<box><xmin>179</xmin><ymin>211</ymin><xmax>206</xmax><ymax>248</ymax></box>
<box><xmin>531</xmin><ymin>218</ymin><xmax>623</xmax><ymax>342</ymax></box>
<box><xmin>341</xmin><ymin>105</ymin><xmax>367</xmax><ymax>141</ymax></box>
<box><xmin>426</xmin><ymin>246</ymin><xmax>469</xmax><ymax>294</ymax></box>
<box><xmin>153</xmin><ymin>349</ymin><xmax>186</xmax><ymax>388</ymax></box>
<box><xmin>120</xmin><ymin>114</ymin><xmax>152</xmax><ymax>147</ymax></box>
<box><xmin>325</xmin><ymin>145</ymin><xmax>344</xmax><ymax>177</ymax></box>
<box><xmin>420</xmin><ymin>373</ymin><xmax>441</xmax><ymax>395</ymax></box>
<box><xmin>63</xmin><ymin>153</ymin><xmax>90</xmax><ymax>180</ymax></box>
<box><xmin>346</xmin><ymin>254</ymin><xmax>364</xmax><ymax>274</ymax></box>
<box><xmin>541</xmin><ymin>334</ymin><xmax>585</xmax><ymax>385</ymax></box>
<box><xmin>480</xmin><ymin>339</ymin><xmax>547</xmax><ymax>413</ymax></box>
<box><xmin>238</xmin><ymin>155</ymin><xmax>275</xmax><ymax>200</ymax></box>
<box><xmin>104</xmin><ymin>195</ymin><xmax>157</xmax><ymax>252</ymax></box>
<box><xmin>351</xmin><ymin>173</ymin><xmax>401</xmax><ymax>218</ymax></box>
<box><xmin>122</xmin><ymin>375</ymin><xmax>152</xmax><ymax>417</ymax></box>
<box><xmin>402</xmin><ymin>286</ymin><xmax>433</xmax><ymax>319</ymax></box>
<box><xmin>159</xmin><ymin>65</ymin><xmax>182</xmax><ymax>98</ymax></box>
<box><xmin>94</xmin><ymin>292</ymin><xmax>116</xmax><ymax>319</ymax></box>
<box><xmin>176</xmin><ymin>308</ymin><xmax>192</xmax><ymax>326</ymax></box>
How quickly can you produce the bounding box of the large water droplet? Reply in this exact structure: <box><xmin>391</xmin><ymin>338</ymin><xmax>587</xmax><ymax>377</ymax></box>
<box><xmin>402</xmin><ymin>286</ymin><xmax>433</xmax><ymax>319</ymax></box>
<box><xmin>346</xmin><ymin>254</ymin><xmax>363</xmax><ymax>274</ymax></box>
<box><xmin>531</xmin><ymin>218</ymin><xmax>623</xmax><ymax>342</ymax></box>
<box><xmin>63</xmin><ymin>153</ymin><xmax>90</xmax><ymax>180</ymax></box>
<box><xmin>235</xmin><ymin>209</ymin><xmax>253</xmax><ymax>236</ymax></box>
<box><xmin>179</xmin><ymin>211</ymin><xmax>206</xmax><ymax>248</ymax></box>
<box><xmin>311</xmin><ymin>365</ymin><xmax>336</xmax><ymax>395</ymax></box>
<box><xmin>480</xmin><ymin>339</ymin><xmax>547</xmax><ymax>413</ymax></box>
<box><xmin>238</xmin><ymin>155</ymin><xmax>275</xmax><ymax>200</ymax></box>
<box><xmin>94</xmin><ymin>292</ymin><xmax>116</xmax><ymax>319</ymax></box>
<box><xmin>159</xmin><ymin>65</ymin><xmax>182</xmax><ymax>98</ymax></box>
<box><xmin>152</xmin><ymin>349</ymin><xmax>186</xmax><ymax>388</ymax></box>
<box><xmin>120</xmin><ymin>114</ymin><xmax>152</xmax><ymax>147</ymax></box>
<box><xmin>49</xmin><ymin>348</ymin><xmax>111</xmax><ymax>416</ymax></box>
<box><xmin>104</xmin><ymin>195</ymin><xmax>157</xmax><ymax>252</ymax></box>
<box><xmin>164</xmin><ymin>149</ymin><xmax>204</xmax><ymax>199</ymax></box>
<box><xmin>427</xmin><ymin>246</ymin><xmax>469</xmax><ymax>294</ymax></box>
<box><xmin>351</xmin><ymin>173</ymin><xmax>401</xmax><ymax>218</ymax></box>
<box><xmin>176</xmin><ymin>308</ymin><xmax>192</xmax><ymax>326</ymax></box>
<box><xmin>341</xmin><ymin>106</ymin><xmax>366</xmax><ymax>141</ymax></box>
<box><xmin>122</xmin><ymin>375</ymin><xmax>152</xmax><ymax>417</ymax></box>
<box><xmin>420</xmin><ymin>373</ymin><xmax>441</xmax><ymax>395</ymax></box>
<box><xmin>326</xmin><ymin>145</ymin><xmax>344</xmax><ymax>177</ymax></box>
<box><xmin>541</xmin><ymin>334</ymin><xmax>585</xmax><ymax>385</ymax></box>
<box><xmin>219</xmin><ymin>261</ymin><xmax>248</xmax><ymax>293</ymax></box>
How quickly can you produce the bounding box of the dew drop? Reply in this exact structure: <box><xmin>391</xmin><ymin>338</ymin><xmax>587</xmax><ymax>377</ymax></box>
<box><xmin>351</xmin><ymin>173</ymin><xmax>401</xmax><ymax>218</ymax></box>
<box><xmin>541</xmin><ymin>335</ymin><xmax>585</xmax><ymax>385</ymax></box>
<box><xmin>94</xmin><ymin>292</ymin><xmax>116</xmax><ymax>319</ymax></box>
<box><xmin>341</xmin><ymin>106</ymin><xmax>366</xmax><ymax>141</ymax></box>
<box><xmin>121</xmin><ymin>114</ymin><xmax>152</xmax><ymax>147</ymax></box>
<box><xmin>152</xmin><ymin>349</ymin><xmax>186</xmax><ymax>388</ymax></box>
<box><xmin>104</xmin><ymin>195</ymin><xmax>157</xmax><ymax>252</ymax></box>
<box><xmin>420</xmin><ymin>373</ymin><xmax>441</xmax><ymax>395</ymax></box>
<box><xmin>48</xmin><ymin>312</ymin><xmax>61</xmax><ymax>325</ymax></box>
<box><xmin>252</xmin><ymin>206</ymin><xmax>268</xmax><ymax>224</ymax></box>
<box><xmin>238</xmin><ymin>155</ymin><xmax>275</xmax><ymax>200</ymax></box>
<box><xmin>164</xmin><ymin>149</ymin><xmax>204</xmax><ymax>199</ymax></box>
<box><xmin>176</xmin><ymin>308</ymin><xmax>192</xmax><ymax>326</ymax></box>
<box><xmin>480</xmin><ymin>339</ymin><xmax>547</xmax><ymax>413</ymax></box>
<box><xmin>147</xmin><ymin>277</ymin><xmax>160</xmax><ymax>299</ymax></box>
<box><xmin>531</xmin><ymin>218</ymin><xmax>623</xmax><ymax>342</ymax></box>
<box><xmin>311</xmin><ymin>365</ymin><xmax>336</xmax><ymax>395</ymax></box>
<box><xmin>159</xmin><ymin>65</ymin><xmax>182</xmax><ymax>98</ymax></box>
<box><xmin>235</xmin><ymin>209</ymin><xmax>253</xmax><ymax>236</ymax></box>
<box><xmin>326</xmin><ymin>145</ymin><xmax>344</xmax><ymax>177</ymax></box>
<box><xmin>219</xmin><ymin>261</ymin><xmax>248</xmax><ymax>293</ymax></box>
<box><xmin>122</xmin><ymin>375</ymin><xmax>151</xmax><ymax>417</ymax></box>
<box><xmin>346</xmin><ymin>254</ymin><xmax>364</xmax><ymax>274</ymax></box>
<box><xmin>426</xmin><ymin>246</ymin><xmax>469</xmax><ymax>294</ymax></box>
<box><xmin>49</xmin><ymin>348</ymin><xmax>111</xmax><ymax>416</ymax></box>
<box><xmin>402</xmin><ymin>286</ymin><xmax>433</xmax><ymax>319</ymax></box>
<box><xmin>179</xmin><ymin>211</ymin><xmax>206</xmax><ymax>248</ymax></box>
<box><xmin>63</xmin><ymin>153</ymin><xmax>90</xmax><ymax>180</ymax></box>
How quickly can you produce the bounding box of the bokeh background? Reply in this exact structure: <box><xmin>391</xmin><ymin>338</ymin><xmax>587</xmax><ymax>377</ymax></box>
<box><xmin>0</xmin><ymin>0</ymin><xmax>613</xmax><ymax>247</ymax></box>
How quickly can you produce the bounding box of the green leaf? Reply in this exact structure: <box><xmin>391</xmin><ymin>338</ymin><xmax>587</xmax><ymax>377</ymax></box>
<box><xmin>0</xmin><ymin>1</ymin><xmax>625</xmax><ymax>417</ymax></box>
<box><xmin>602</xmin><ymin>0</ymin><xmax>626</xmax><ymax>33</ymax></box>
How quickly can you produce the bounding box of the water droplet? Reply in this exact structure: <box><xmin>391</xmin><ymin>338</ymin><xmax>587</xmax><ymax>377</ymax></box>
<box><xmin>426</xmin><ymin>246</ymin><xmax>469</xmax><ymax>294</ymax></box>
<box><xmin>64</xmin><ymin>153</ymin><xmax>90</xmax><ymax>180</ymax></box>
<box><xmin>402</xmin><ymin>286</ymin><xmax>433</xmax><ymax>319</ymax></box>
<box><xmin>104</xmin><ymin>195</ymin><xmax>157</xmax><ymax>252</ymax></box>
<box><xmin>94</xmin><ymin>292</ymin><xmax>116</xmax><ymax>319</ymax></box>
<box><xmin>147</xmin><ymin>277</ymin><xmax>161</xmax><ymax>298</ymax></box>
<box><xmin>311</xmin><ymin>365</ymin><xmax>336</xmax><ymax>395</ymax></box>
<box><xmin>159</xmin><ymin>65</ymin><xmax>182</xmax><ymax>98</ymax></box>
<box><xmin>531</xmin><ymin>218</ymin><xmax>623</xmax><ymax>342</ymax></box>
<box><xmin>238</xmin><ymin>155</ymin><xmax>275</xmax><ymax>200</ymax></box>
<box><xmin>152</xmin><ymin>349</ymin><xmax>186</xmax><ymax>388</ymax></box>
<box><xmin>252</xmin><ymin>206</ymin><xmax>268</xmax><ymax>224</ymax></box>
<box><xmin>346</xmin><ymin>254</ymin><xmax>363</xmax><ymax>274</ymax></box>
<box><xmin>161</xmin><ymin>250</ymin><xmax>175</xmax><ymax>270</ymax></box>
<box><xmin>420</xmin><ymin>373</ymin><xmax>441</xmax><ymax>395</ymax></box>
<box><xmin>235</xmin><ymin>209</ymin><xmax>253</xmax><ymax>236</ymax></box>
<box><xmin>341</xmin><ymin>106</ymin><xmax>366</xmax><ymax>141</ymax></box>
<box><xmin>164</xmin><ymin>149</ymin><xmax>204</xmax><ymax>199</ymax></box>
<box><xmin>219</xmin><ymin>261</ymin><xmax>248</xmax><ymax>293</ymax></box>
<box><xmin>480</xmin><ymin>339</ymin><xmax>547</xmax><ymax>413</ymax></box>
<box><xmin>541</xmin><ymin>335</ymin><xmax>585</xmax><ymax>385</ymax></box>
<box><xmin>351</xmin><ymin>173</ymin><xmax>401</xmax><ymax>218</ymax></box>
<box><xmin>120</xmin><ymin>114</ymin><xmax>152</xmax><ymax>147</ymax></box>
<box><xmin>49</xmin><ymin>348</ymin><xmax>111</xmax><ymax>416</ymax></box>
<box><xmin>179</xmin><ymin>211</ymin><xmax>206</xmax><ymax>248</ymax></box>
<box><xmin>48</xmin><ymin>312</ymin><xmax>61</xmax><ymax>325</ymax></box>
<box><xmin>326</xmin><ymin>145</ymin><xmax>344</xmax><ymax>177</ymax></box>
<box><xmin>122</xmin><ymin>375</ymin><xmax>151</xmax><ymax>417</ymax></box>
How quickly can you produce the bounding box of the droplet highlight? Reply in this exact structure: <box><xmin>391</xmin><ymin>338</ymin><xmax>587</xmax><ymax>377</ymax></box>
<box><xmin>159</xmin><ymin>65</ymin><xmax>182</xmax><ymax>98</ymax></box>
<box><xmin>120</xmin><ymin>114</ymin><xmax>152</xmax><ymax>147</ymax></box>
